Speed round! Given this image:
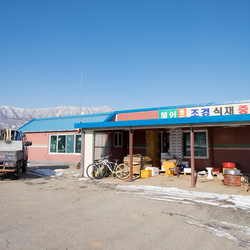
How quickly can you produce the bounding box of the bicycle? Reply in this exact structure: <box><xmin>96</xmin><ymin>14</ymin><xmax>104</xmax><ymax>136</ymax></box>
<box><xmin>86</xmin><ymin>159</ymin><xmax>104</xmax><ymax>179</ymax></box>
<box><xmin>87</xmin><ymin>155</ymin><xmax>130</xmax><ymax>180</ymax></box>
<box><xmin>86</xmin><ymin>155</ymin><xmax>116</xmax><ymax>179</ymax></box>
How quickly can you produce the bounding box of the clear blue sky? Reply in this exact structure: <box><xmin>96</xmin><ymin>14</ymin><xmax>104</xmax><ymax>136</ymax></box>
<box><xmin>0</xmin><ymin>0</ymin><xmax>249</xmax><ymax>111</ymax></box>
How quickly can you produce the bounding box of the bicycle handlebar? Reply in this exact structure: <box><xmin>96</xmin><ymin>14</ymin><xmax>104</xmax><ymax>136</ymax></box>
<box><xmin>103</xmin><ymin>154</ymin><xmax>111</xmax><ymax>159</ymax></box>
<box><xmin>95</xmin><ymin>154</ymin><xmax>112</xmax><ymax>162</ymax></box>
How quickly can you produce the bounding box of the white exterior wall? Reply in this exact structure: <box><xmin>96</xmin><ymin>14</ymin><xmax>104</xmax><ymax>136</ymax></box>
<box><xmin>83</xmin><ymin>130</ymin><xmax>95</xmax><ymax>177</ymax></box>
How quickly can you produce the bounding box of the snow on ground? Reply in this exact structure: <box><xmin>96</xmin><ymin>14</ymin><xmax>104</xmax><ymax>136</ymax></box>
<box><xmin>28</xmin><ymin>168</ymin><xmax>75</xmax><ymax>178</ymax></box>
<box><xmin>26</xmin><ymin>169</ymin><xmax>250</xmax><ymax>248</ymax></box>
<box><xmin>28</xmin><ymin>168</ymin><xmax>250</xmax><ymax>212</ymax></box>
<box><xmin>115</xmin><ymin>185</ymin><xmax>250</xmax><ymax>212</ymax></box>
<box><xmin>186</xmin><ymin>219</ymin><xmax>250</xmax><ymax>248</ymax></box>
<box><xmin>115</xmin><ymin>185</ymin><xmax>250</xmax><ymax>247</ymax></box>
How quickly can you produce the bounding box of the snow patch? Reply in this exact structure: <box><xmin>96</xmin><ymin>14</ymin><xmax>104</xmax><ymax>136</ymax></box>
<box><xmin>29</xmin><ymin>168</ymin><xmax>69</xmax><ymax>177</ymax></box>
<box><xmin>115</xmin><ymin>185</ymin><xmax>250</xmax><ymax>211</ymax></box>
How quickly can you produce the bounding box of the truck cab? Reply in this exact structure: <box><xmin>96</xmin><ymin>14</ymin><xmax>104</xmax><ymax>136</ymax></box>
<box><xmin>0</xmin><ymin>129</ymin><xmax>32</xmax><ymax>179</ymax></box>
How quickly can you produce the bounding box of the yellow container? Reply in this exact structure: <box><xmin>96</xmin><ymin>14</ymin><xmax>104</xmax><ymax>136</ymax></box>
<box><xmin>165</xmin><ymin>169</ymin><xmax>176</xmax><ymax>176</ymax></box>
<box><xmin>141</xmin><ymin>169</ymin><xmax>152</xmax><ymax>178</ymax></box>
<box><xmin>163</xmin><ymin>161</ymin><xmax>175</xmax><ymax>170</ymax></box>
<box><xmin>163</xmin><ymin>161</ymin><xmax>176</xmax><ymax>176</ymax></box>
<box><xmin>165</xmin><ymin>169</ymin><xmax>171</xmax><ymax>176</ymax></box>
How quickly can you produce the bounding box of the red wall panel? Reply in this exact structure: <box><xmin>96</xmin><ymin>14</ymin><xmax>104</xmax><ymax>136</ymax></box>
<box><xmin>117</xmin><ymin>111</ymin><xmax>158</xmax><ymax>121</ymax></box>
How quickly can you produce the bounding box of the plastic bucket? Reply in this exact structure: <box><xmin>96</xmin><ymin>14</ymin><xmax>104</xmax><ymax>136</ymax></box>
<box><xmin>222</xmin><ymin>162</ymin><xmax>236</xmax><ymax>168</ymax></box>
<box><xmin>224</xmin><ymin>174</ymin><xmax>241</xmax><ymax>186</ymax></box>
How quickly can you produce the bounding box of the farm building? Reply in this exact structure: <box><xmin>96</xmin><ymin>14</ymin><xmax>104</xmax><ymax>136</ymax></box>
<box><xmin>20</xmin><ymin>100</ymin><xmax>250</xmax><ymax>183</ymax></box>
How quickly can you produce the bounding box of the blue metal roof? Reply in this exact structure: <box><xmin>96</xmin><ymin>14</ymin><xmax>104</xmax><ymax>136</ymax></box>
<box><xmin>19</xmin><ymin>100</ymin><xmax>250</xmax><ymax>132</ymax></box>
<box><xmin>74</xmin><ymin>113</ymin><xmax>250</xmax><ymax>130</ymax></box>
<box><xmin>74</xmin><ymin>100</ymin><xmax>250</xmax><ymax>130</ymax></box>
<box><xmin>19</xmin><ymin>112</ymin><xmax>115</xmax><ymax>132</ymax></box>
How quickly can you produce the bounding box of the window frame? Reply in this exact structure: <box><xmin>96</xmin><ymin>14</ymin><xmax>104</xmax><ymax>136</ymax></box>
<box><xmin>183</xmin><ymin>130</ymin><xmax>209</xmax><ymax>159</ymax></box>
<box><xmin>66</xmin><ymin>134</ymin><xmax>75</xmax><ymax>154</ymax></box>
<box><xmin>49</xmin><ymin>134</ymin><xmax>81</xmax><ymax>154</ymax></box>
<box><xmin>114</xmin><ymin>132</ymin><xmax>123</xmax><ymax>147</ymax></box>
<box><xmin>75</xmin><ymin>134</ymin><xmax>82</xmax><ymax>154</ymax></box>
<box><xmin>50</xmin><ymin>135</ymin><xmax>57</xmax><ymax>153</ymax></box>
<box><xmin>58</xmin><ymin>135</ymin><xmax>66</xmax><ymax>153</ymax></box>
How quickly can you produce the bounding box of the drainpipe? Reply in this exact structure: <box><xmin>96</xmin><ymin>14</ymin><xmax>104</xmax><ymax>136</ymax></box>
<box><xmin>190</xmin><ymin>126</ymin><xmax>196</xmax><ymax>187</ymax></box>
<box><xmin>129</xmin><ymin>129</ymin><xmax>134</xmax><ymax>182</ymax></box>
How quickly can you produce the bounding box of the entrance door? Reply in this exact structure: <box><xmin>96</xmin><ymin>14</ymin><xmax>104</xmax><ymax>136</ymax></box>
<box><xmin>94</xmin><ymin>133</ymin><xmax>110</xmax><ymax>159</ymax></box>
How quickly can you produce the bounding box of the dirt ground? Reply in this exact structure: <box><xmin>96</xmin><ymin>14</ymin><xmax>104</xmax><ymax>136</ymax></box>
<box><xmin>0</xmin><ymin>164</ymin><xmax>249</xmax><ymax>250</ymax></box>
<box><xmin>24</xmin><ymin>163</ymin><xmax>250</xmax><ymax>196</ymax></box>
<box><xmin>94</xmin><ymin>169</ymin><xmax>250</xmax><ymax>196</ymax></box>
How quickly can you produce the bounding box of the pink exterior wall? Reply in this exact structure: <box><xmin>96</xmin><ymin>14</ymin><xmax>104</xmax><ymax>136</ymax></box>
<box><xmin>25</xmin><ymin>132</ymin><xmax>81</xmax><ymax>165</ymax></box>
<box><xmin>24</xmin><ymin>123</ymin><xmax>250</xmax><ymax>173</ymax></box>
<box><xmin>117</xmin><ymin>111</ymin><xmax>158</xmax><ymax>121</ymax></box>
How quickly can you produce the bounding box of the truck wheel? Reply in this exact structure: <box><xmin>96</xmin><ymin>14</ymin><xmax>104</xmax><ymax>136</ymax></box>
<box><xmin>22</xmin><ymin>160</ymin><xmax>27</xmax><ymax>173</ymax></box>
<box><xmin>14</xmin><ymin>164</ymin><xmax>21</xmax><ymax>179</ymax></box>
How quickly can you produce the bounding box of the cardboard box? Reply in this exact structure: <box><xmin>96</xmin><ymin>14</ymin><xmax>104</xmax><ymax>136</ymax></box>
<box><xmin>145</xmin><ymin>167</ymin><xmax>159</xmax><ymax>176</ymax></box>
<box><xmin>184</xmin><ymin>168</ymin><xmax>191</xmax><ymax>173</ymax></box>
<box><xmin>212</xmin><ymin>167</ymin><xmax>222</xmax><ymax>174</ymax></box>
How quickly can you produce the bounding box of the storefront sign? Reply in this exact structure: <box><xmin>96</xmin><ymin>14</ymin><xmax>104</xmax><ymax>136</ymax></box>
<box><xmin>159</xmin><ymin>103</ymin><xmax>250</xmax><ymax>119</ymax></box>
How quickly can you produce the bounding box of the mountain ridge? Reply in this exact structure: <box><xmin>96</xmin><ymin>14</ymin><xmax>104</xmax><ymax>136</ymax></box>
<box><xmin>0</xmin><ymin>105</ymin><xmax>114</xmax><ymax>129</ymax></box>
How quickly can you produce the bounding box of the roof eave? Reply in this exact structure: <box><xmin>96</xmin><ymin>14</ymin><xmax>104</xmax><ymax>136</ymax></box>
<box><xmin>74</xmin><ymin>114</ymin><xmax>250</xmax><ymax>131</ymax></box>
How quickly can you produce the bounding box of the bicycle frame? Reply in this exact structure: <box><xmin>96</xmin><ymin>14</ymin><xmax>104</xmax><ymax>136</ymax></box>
<box><xmin>92</xmin><ymin>155</ymin><xmax>130</xmax><ymax>180</ymax></box>
<box><xmin>100</xmin><ymin>159</ymin><xmax>118</xmax><ymax>175</ymax></box>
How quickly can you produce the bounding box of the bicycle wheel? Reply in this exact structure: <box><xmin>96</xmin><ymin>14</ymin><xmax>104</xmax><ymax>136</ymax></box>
<box><xmin>115</xmin><ymin>163</ymin><xmax>130</xmax><ymax>180</ymax></box>
<box><xmin>86</xmin><ymin>163</ymin><xmax>97</xmax><ymax>179</ymax></box>
<box><xmin>93</xmin><ymin>164</ymin><xmax>107</xmax><ymax>179</ymax></box>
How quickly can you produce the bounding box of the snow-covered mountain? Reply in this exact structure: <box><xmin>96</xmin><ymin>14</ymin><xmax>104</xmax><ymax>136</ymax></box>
<box><xmin>0</xmin><ymin>105</ymin><xmax>114</xmax><ymax>129</ymax></box>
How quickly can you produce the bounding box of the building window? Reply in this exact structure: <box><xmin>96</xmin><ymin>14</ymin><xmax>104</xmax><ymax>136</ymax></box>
<box><xmin>114</xmin><ymin>132</ymin><xmax>122</xmax><ymax>147</ymax></box>
<box><xmin>75</xmin><ymin>135</ymin><xmax>82</xmax><ymax>153</ymax></box>
<box><xmin>49</xmin><ymin>134</ymin><xmax>81</xmax><ymax>154</ymax></box>
<box><xmin>58</xmin><ymin>135</ymin><xmax>66</xmax><ymax>153</ymax></box>
<box><xmin>183</xmin><ymin>131</ymin><xmax>208</xmax><ymax>158</ymax></box>
<box><xmin>66</xmin><ymin>135</ymin><xmax>74</xmax><ymax>153</ymax></box>
<box><xmin>50</xmin><ymin>135</ymin><xmax>57</xmax><ymax>153</ymax></box>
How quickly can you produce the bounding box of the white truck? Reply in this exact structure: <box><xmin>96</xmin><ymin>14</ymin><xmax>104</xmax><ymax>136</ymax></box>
<box><xmin>0</xmin><ymin>129</ymin><xmax>32</xmax><ymax>179</ymax></box>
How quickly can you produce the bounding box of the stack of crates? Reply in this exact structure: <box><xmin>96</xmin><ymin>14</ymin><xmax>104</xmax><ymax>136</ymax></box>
<box><xmin>169</xmin><ymin>129</ymin><xmax>183</xmax><ymax>159</ymax></box>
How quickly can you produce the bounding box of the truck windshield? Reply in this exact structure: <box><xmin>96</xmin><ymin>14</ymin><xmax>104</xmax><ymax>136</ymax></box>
<box><xmin>0</xmin><ymin>130</ymin><xmax>22</xmax><ymax>141</ymax></box>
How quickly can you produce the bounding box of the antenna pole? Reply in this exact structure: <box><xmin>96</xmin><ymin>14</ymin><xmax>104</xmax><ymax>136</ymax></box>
<box><xmin>79</xmin><ymin>70</ymin><xmax>84</xmax><ymax>177</ymax></box>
